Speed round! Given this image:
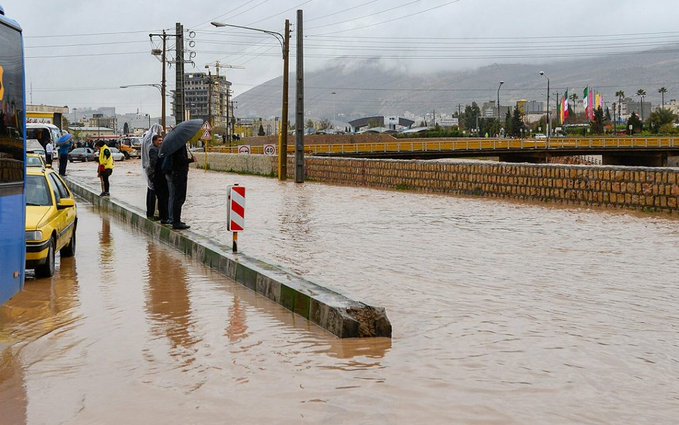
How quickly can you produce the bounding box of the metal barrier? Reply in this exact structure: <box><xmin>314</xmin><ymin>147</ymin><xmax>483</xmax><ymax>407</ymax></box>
<box><xmin>208</xmin><ymin>137</ymin><xmax>679</xmax><ymax>156</ymax></box>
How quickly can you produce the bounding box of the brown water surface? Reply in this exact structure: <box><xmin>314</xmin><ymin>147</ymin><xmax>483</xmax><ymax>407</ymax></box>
<box><xmin>0</xmin><ymin>160</ymin><xmax>677</xmax><ymax>424</ymax></box>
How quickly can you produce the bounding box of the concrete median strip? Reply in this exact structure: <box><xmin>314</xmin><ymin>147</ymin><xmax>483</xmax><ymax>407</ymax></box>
<box><xmin>66</xmin><ymin>179</ymin><xmax>392</xmax><ymax>339</ymax></box>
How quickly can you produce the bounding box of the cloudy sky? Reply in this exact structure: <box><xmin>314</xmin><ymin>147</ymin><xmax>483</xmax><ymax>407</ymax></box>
<box><xmin>5</xmin><ymin>0</ymin><xmax>679</xmax><ymax>116</ymax></box>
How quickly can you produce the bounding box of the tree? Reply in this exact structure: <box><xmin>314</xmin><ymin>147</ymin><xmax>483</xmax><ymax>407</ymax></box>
<box><xmin>648</xmin><ymin>108</ymin><xmax>676</xmax><ymax>133</ymax></box>
<box><xmin>636</xmin><ymin>89</ymin><xmax>647</xmax><ymax>122</ymax></box>
<box><xmin>305</xmin><ymin>119</ymin><xmax>315</xmax><ymax>129</ymax></box>
<box><xmin>615</xmin><ymin>90</ymin><xmax>625</xmax><ymax>126</ymax></box>
<box><xmin>318</xmin><ymin>118</ymin><xmax>332</xmax><ymax>130</ymax></box>
<box><xmin>123</xmin><ymin>122</ymin><xmax>130</xmax><ymax>135</ymax></box>
<box><xmin>510</xmin><ymin>107</ymin><xmax>524</xmax><ymax>138</ymax></box>
<box><xmin>627</xmin><ymin>112</ymin><xmax>642</xmax><ymax>134</ymax></box>
<box><xmin>504</xmin><ymin>110</ymin><xmax>512</xmax><ymax>136</ymax></box>
<box><xmin>658</xmin><ymin>87</ymin><xmax>668</xmax><ymax>109</ymax></box>
<box><xmin>462</xmin><ymin>102</ymin><xmax>481</xmax><ymax>133</ymax></box>
<box><xmin>258</xmin><ymin>124</ymin><xmax>265</xmax><ymax>136</ymax></box>
<box><xmin>591</xmin><ymin>106</ymin><xmax>605</xmax><ymax>134</ymax></box>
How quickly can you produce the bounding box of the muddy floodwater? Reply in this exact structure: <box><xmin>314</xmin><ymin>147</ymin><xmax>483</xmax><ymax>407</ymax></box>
<box><xmin>1</xmin><ymin>160</ymin><xmax>679</xmax><ymax>424</ymax></box>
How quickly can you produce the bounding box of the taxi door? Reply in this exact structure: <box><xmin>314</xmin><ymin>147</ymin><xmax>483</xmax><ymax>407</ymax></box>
<box><xmin>47</xmin><ymin>173</ymin><xmax>76</xmax><ymax>250</ymax></box>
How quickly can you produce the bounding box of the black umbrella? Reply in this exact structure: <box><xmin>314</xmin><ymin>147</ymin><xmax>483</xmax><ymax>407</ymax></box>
<box><xmin>159</xmin><ymin>119</ymin><xmax>204</xmax><ymax>156</ymax></box>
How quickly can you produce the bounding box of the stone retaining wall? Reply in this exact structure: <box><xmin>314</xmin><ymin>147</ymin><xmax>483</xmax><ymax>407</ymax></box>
<box><xmin>66</xmin><ymin>179</ymin><xmax>392</xmax><ymax>339</ymax></box>
<box><xmin>194</xmin><ymin>153</ymin><xmax>679</xmax><ymax>214</ymax></box>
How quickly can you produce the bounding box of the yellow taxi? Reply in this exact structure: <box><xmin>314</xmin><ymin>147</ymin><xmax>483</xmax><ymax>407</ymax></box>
<box><xmin>25</xmin><ymin>166</ymin><xmax>77</xmax><ymax>277</ymax></box>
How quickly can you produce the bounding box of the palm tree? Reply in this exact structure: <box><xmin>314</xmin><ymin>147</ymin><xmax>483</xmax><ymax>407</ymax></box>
<box><xmin>615</xmin><ymin>90</ymin><xmax>625</xmax><ymax>125</ymax></box>
<box><xmin>658</xmin><ymin>87</ymin><xmax>668</xmax><ymax>109</ymax></box>
<box><xmin>636</xmin><ymin>89</ymin><xmax>647</xmax><ymax>122</ymax></box>
<box><xmin>569</xmin><ymin>93</ymin><xmax>578</xmax><ymax>113</ymax></box>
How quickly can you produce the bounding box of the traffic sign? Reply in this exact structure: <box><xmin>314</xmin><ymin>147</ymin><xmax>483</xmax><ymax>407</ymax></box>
<box><xmin>227</xmin><ymin>185</ymin><xmax>246</xmax><ymax>232</ymax></box>
<box><xmin>202</xmin><ymin>121</ymin><xmax>212</xmax><ymax>131</ymax></box>
<box><xmin>238</xmin><ymin>145</ymin><xmax>251</xmax><ymax>154</ymax></box>
<box><xmin>263</xmin><ymin>144</ymin><xmax>277</xmax><ymax>156</ymax></box>
<box><xmin>201</xmin><ymin>130</ymin><xmax>211</xmax><ymax>140</ymax></box>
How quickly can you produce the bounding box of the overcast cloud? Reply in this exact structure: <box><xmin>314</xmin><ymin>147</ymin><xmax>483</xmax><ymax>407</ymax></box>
<box><xmin>4</xmin><ymin>0</ymin><xmax>679</xmax><ymax>115</ymax></box>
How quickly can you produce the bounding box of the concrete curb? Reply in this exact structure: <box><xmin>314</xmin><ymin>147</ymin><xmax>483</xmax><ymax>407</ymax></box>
<box><xmin>66</xmin><ymin>179</ymin><xmax>392</xmax><ymax>339</ymax></box>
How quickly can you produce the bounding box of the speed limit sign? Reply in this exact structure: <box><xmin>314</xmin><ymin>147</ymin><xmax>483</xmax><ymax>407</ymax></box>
<box><xmin>263</xmin><ymin>144</ymin><xmax>277</xmax><ymax>156</ymax></box>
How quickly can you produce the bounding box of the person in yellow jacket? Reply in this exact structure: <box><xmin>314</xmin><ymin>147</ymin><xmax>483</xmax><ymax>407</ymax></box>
<box><xmin>95</xmin><ymin>140</ymin><xmax>114</xmax><ymax>197</ymax></box>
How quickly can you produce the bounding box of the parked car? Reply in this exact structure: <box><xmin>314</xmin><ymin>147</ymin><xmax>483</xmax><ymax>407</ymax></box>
<box><xmin>25</xmin><ymin>166</ymin><xmax>77</xmax><ymax>277</ymax></box>
<box><xmin>107</xmin><ymin>147</ymin><xmax>125</xmax><ymax>161</ymax></box>
<box><xmin>26</xmin><ymin>153</ymin><xmax>46</xmax><ymax>168</ymax></box>
<box><xmin>68</xmin><ymin>147</ymin><xmax>96</xmax><ymax>162</ymax></box>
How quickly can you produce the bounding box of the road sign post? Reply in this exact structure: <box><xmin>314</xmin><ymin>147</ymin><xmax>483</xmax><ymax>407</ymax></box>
<box><xmin>227</xmin><ymin>184</ymin><xmax>246</xmax><ymax>252</ymax></box>
<box><xmin>201</xmin><ymin>121</ymin><xmax>212</xmax><ymax>171</ymax></box>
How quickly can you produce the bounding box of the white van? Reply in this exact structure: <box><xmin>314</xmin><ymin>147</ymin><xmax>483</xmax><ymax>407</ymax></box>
<box><xmin>26</xmin><ymin>123</ymin><xmax>62</xmax><ymax>149</ymax></box>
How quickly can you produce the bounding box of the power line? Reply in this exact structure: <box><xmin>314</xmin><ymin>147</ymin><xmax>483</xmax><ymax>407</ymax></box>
<box><xmin>306</xmin><ymin>0</ymin><xmax>421</xmax><ymax>31</ymax></box>
<box><xmin>25</xmin><ymin>29</ymin><xmax>163</xmax><ymax>39</ymax></box>
<box><xmin>309</xmin><ymin>0</ymin><xmax>463</xmax><ymax>36</ymax></box>
<box><xmin>306</xmin><ymin>0</ymin><xmax>380</xmax><ymax>22</ymax></box>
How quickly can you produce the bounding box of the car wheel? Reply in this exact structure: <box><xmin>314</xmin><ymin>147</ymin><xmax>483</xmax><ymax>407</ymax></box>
<box><xmin>35</xmin><ymin>238</ymin><xmax>56</xmax><ymax>278</ymax></box>
<box><xmin>69</xmin><ymin>159</ymin><xmax>73</xmax><ymax>163</ymax></box>
<box><xmin>60</xmin><ymin>226</ymin><xmax>76</xmax><ymax>257</ymax></box>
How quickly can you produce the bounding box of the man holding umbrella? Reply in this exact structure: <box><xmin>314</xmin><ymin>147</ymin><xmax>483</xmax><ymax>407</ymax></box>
<box><xmin>160</xmin><ymin>119</ymin><xmax>202</xmax><ymax>230</ymax></box>
<box><xmin>56</xmin><ymin>132</ymin><xmax>73</xmax><ymax>176</ymax></box>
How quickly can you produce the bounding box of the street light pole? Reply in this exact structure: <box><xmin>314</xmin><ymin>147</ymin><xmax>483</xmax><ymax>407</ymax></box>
<box><xmin>120</xmin><ymin>83</ymin><xmax>163</xmax><ymax>129</ymax></box>
<box><xmin>211</xmin><ymin>20</ymin><xmax>290</xmax><ymax>181</ymax></box>
<box><xmin>539</xmin><ymin>71</ymin><xmax>550</xmax><ymax>147</ymax></box>
<box><xmin>497</xmin><ymin>81</ymin><xmax>504</xmax><ymax>135</ymax></box>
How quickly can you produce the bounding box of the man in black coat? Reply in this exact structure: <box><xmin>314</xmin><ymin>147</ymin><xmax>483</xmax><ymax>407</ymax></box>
<box><xmin>164</xmin><ymin>144</ymin><xmax>191</xmax><ymax>230</ymax></box>
<box><xmin>148</xmin><ymin>135</ymin><xmax>168</xmax><ymax>223</ymax></box>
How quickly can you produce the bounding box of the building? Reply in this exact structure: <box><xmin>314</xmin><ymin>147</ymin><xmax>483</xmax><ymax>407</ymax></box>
<box><xmin>481</xmin><ymin>101</ymin><xmax>511</xmax><ymax>119</ymax></box>
<box><xmin>27</xmin><ymin>105</ymin><xmax>69</xmax><ymax>129</ymax></box>
<box><xmin>181</xmin><ymin>72</ymin><xmax>233</xmax><ymax>138</ymax></box>
<box><xmin>348</xmin><ymin>116</ymin><xmax>414</xmax><ymax>132</ymax></box>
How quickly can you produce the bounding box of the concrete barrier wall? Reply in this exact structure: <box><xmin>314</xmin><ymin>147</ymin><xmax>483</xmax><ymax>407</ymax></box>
<box><xmin>66</xmin><ymin>179</ymin><xmax>392</xmax><ymax>339</ymax></box>
<box><xmin>194</xmin><ymin>153</ymin><xmax>679</xmax><ymax>214</ymax></box>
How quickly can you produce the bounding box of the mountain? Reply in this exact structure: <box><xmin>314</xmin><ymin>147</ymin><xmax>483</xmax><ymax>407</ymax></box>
<box><xmin>233</xmin><ymin>45</ymin><xmax>679</xmax><ymax>121</ymax></box>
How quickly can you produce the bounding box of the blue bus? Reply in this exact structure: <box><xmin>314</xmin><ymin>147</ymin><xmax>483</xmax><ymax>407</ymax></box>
<box><xmin>0</xmin><ymin>5</ymin><xmax>25</xmax><ymax>304</ymax></box>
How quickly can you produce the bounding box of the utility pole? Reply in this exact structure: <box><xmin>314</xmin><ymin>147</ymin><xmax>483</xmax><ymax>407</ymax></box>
<box><xmin>161</xmin><ymin>31</ymin><xmax>167</xmax><ymax>131</ymax></box>
<box><xmin>279</xmin><ymin>19</ymin><xmax>290</xmax><ymax>180</ymax></box>
<box><xmin>175</xmin><ymin>23</ymin><xmax>185</xmax><ymax>124</ymax></box>
<box><xmin>295</xmin><ymin>10</ymin><xmax>304</xmax><ymax>183</ymax></box>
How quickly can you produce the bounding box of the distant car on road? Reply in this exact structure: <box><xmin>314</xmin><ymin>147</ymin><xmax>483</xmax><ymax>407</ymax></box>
<box><xmin>68</xmin><ymin>147</ymin><xmax>96</xmax><ymax>162</ymax></box>
<box><xmin>107</xmin><ymin>147</ymin><xmax>125</xmax><ymax>161</ymax></box>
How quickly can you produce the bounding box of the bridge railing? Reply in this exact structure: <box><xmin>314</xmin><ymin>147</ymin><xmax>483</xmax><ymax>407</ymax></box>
<box><xmin>207</xmin><ymin>137</ymin><xmax>679</xmax><ymax>155</ymax></box>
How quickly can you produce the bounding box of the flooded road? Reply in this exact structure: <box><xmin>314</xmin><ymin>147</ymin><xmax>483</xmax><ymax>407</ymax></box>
<box><xmin>2</xmin><ymin>159</ymin><xmax>678</xmax><ymax>424</ymax></box>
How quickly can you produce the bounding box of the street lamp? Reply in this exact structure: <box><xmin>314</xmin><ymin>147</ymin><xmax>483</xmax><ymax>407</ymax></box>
<box><xmin>497</xmin><ymin>81</ymin><xmax>504</xmax><ymax>138</ymax></box>
<box><xmin>497</xmin><ymin>81</ymin><xmax>504</xmax><ymax>123</ymax></box>
<box><xmin>211</xmin><ymin>20</ymin><xmax>290</xmax><ymax>180</ymax></box>
<box><xmin>120</xmin><ymin>84</ymin><xmax>164</xmax><ymax>129</ymax></box>
<box><xmin>539</xmin><ymin>71</ymin><xmax>550</xmax><ymax>146</ymax></box>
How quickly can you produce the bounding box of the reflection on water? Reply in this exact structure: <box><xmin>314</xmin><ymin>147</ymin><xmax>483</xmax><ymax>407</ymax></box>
<box><xmin>226</xmin><ymin>297</ymin><xmax>248</xmax><ymax>343</ymax></box>
<box><xmin>144</xmin><ymin>241</ymin><xmax>199</xmax><ymax>364</ymax></box>
<box><xmin>0</xmin><ymin>348</ymin><xmax>27</xmax><ymax>425</ymax></box>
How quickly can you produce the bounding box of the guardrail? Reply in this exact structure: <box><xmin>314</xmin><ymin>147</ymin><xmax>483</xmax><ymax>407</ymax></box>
<box><xmin>208</xmin><ymin>137</ymin><xmax>679</xmax><ymax>156</ymax></box>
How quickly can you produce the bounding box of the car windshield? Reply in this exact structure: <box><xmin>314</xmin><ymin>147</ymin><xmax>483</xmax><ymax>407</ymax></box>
<box><xmin>109</xmin><ymin>147</ymin><xmax>119</xmax><ymax>153</ymax></box>
<box><xmin>26</xmin><ymin>175</ymin><xmax>52</xmax><ymax>206</ymax></box>
<box><xmin>71</xmin><ymin>148</ymin><xmax>84</xmax><ymax>154</ymax></box>
<box><xmin>26</xmin><ymin>157</ymin><xmax>43</xmax><ymax>167</ymax></box>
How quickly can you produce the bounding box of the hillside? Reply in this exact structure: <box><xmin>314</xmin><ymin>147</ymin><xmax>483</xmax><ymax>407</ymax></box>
<box><xmin>234</xmin><ymin>45</ymin><xmax>679</xmax><ymax>120</ymax></box>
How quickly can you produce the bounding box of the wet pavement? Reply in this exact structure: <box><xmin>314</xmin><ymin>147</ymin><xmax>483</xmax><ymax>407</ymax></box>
<box><xmin>1</xmin><ymin>158</ymin><xmax>678</xmax><ymax>424</ymax></box>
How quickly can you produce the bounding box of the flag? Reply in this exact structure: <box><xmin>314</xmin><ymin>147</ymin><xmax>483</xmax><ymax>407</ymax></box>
<box><xmin>583</xmin><ymin>87</ymin><xmax>589</xmax><ymax>118</ymax></box>
<box><xmin>563</xmin><ymin>90</ymin><xmax>570</xmax><ymax>122</ymax></box>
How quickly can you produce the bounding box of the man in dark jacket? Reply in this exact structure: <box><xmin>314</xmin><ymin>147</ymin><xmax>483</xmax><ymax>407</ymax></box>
<box><xmin>164</xmin><ymin>144</ymin><xmax>191</xmax><ymax>230</ymax></box>
<box><xmin>147</xmin><ymin>135</ymin><xmax>168</xmax><ymax>223</ymax></box>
